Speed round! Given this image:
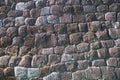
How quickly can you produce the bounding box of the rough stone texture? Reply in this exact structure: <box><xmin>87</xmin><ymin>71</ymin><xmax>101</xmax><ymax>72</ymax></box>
<box><xmin>4</xmin><ymin>67</ymin><xmax>14</xmax><ymax>76</ymax></box>
<box><xmin>105</xmin><ymin>12</ymin><xmax>116</xmax><ymax>21</ymax></box>
<box><xmin>60</xmin><ymin>14</ymin><xmax>72</xmax><ymax>23</ymax></box>
<box><xmin>61</xmin><ymin>54</ymin><xmax>72</xmax><ymax>62</ymax></box>
<box><xmin>92</xmin><ymin>59</ymin><xmax>106</xmax><ymax>67</ymax></box>
<box><xmin>109</xmin><ymin>47</ymin><xmax>120</xmax><ymax>57</ymax></box>
<box><xmin>97</xmin><ymin>48</ymin><xmax>109</xmax><ymax>59</ymax></box>
<box><xmin>77</xmin><ymin>60</ymin><xmax>90</xmax><ymax>70</ymax></box>
<box><xmin>107</xmin><ymin>57</ymin><xmax>118</xmax><ymax>67</ymax></box>
<box><xmin>77</xmin><ymin>43</ymin><xmax>90</xmax><ymax>53</ymax></box>
<box><xmin>64</xmin><ymin>45</ymin><xmax>76</xmax><ymax>54</ymax></box>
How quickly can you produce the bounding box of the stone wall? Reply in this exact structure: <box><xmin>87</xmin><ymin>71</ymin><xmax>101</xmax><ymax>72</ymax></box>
<box><xmin>0</xmin><ymin>0</ymin><xmax>120</xmax><ymax>80</ymax></box>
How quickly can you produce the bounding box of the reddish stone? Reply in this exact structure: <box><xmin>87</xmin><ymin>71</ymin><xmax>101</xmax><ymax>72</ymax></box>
<box><xmin>67</xmin><ymin>23</ymin><xmax>79</xmax><ymax>34</ymax></box>
<box><xmin>73</xmin><ymin>15</ymin><xmax>85</xmax><ymax>23</ymax></box>
<box><xmin>54</xmin><ymin>24</ymin><xmax>67</xmax><ymax>34</ymax></box>
<box><xmin>50</xmin><ymin>5</ymin><xmax>62</xmax><ymax>15</ymax></box>
<box><xmin>60</xmin><ymin>14</ymin><xmax>72</xmax><ymax>23</ymax></box>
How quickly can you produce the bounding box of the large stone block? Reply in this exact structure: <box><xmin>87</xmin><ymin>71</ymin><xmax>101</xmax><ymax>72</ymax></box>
<box><xmin>41</xmin><ymin>7</ymin><xmax>50</xmax><ymax>16</ymax></box>
<box><xmin>92</xmin><ymin>59</ymin><xmax>106</xmax><ymax>67</ymax></box>
<box><xmin>65</xmin><ymin>61</ymin><xmax>77</xmax><ymax>71</ymax></box>
<box><xmin>105</xmin><ymin>12</ymin><xmax>116</xmax><ymax>21</ymax></box>
<box><xmin>61</xmin><ymin>54</ymin><xmax>72</xmax><ymax>62</ymax></box>
<box><xmin>60</xmin><ymin>14</ymin><xmax>72</xmax><ymax>23</ymax></box>
<box><xmin>109</xmin><ymin>47</ymin><xmax>120</xmax><ymax>57</ymax></box>
<box><xmin>64</xmin><ymin>45</ymin><xmax>76</xmax><ymax>54</ymax></box>
<box><xmin>101</xmin><ymin>40</ymin><xmax>114</xmax><ymax>48</ymax></box>
<box><xmin>47</xmin><ymin>15</ymin><xmax>59</xmax><ymax>24</ymax></box>
<box><xmin>16</xmin><ymin>2</ymin><xmax>26</xmax><ymax>11</ymax></box>
<box><xmin>67</xmin><ymin>23</ymin><xmax>79</xmax><ymax>34</ymax></box>
<box><xmin>73</xmin><ymin>15</ymin><xmax>85</xmax><ymax>23</ymax></box>
<box><xmin>83</xmin><ymin>32</ymin><xmax>95</xmax><ymax>42</ymax></box>
<box><xmin>97</xmin><ymin>48</ymin><xmax>109</xmax><ymax>59</ymax></box>
<box><xmin>0</xmin><ymin>55</ymin><xmax>11</xmax><ymax>67</ymax></box>
<box><xmin>109</xmin><ymin>3</ymin><xmax>120</xmax><ymax>12</ymax></box>
<box><xmin>77</xmin><ymin>43</ymin><xmax>89</xmax><ymax>53</ymax></box>
<box><xmin>97</xmin><ymin>4</ymin><xmax>108</xmax><ymax>12</ymax></box>
<box><xmin>6</xmin><ymin>27</ymin><xmax>17</xmax><ymax>38</ymax></box>
<box><xmin>107</xmin><ymin>57</ymin><xmax>118</xmax><ymax>67</ymax></box>
<box><xmin>83</xmin><ymin>5</ymin><xmax>96</xmax><ymax>13</ymax></box>
<box><xmin>109</xmin><ymin>28</ymin><xmax>120</xmax><ymax>39</ymax></box>
<box><xmin>86</xmin><ymin>13</ymin><xmax>96</xmax><ymax>22</ymax></box>
<box><xmin>54</xmin><ymin>24</ymin><xmax>67</xmax><ymax>34</ymax></box>
<box><xmin>19</xmin><ymin>46</ymin><xmax>30</xmax><ymax>56</ymax></box>
<box><xmin>57</xmin><ymin>34</ymin><xmax>68</xmax><ymax>46</ymax></box>
<box><xmin>78</xmin><ymin>23</ymin><xmax>88</xmax><ymax>32</ymax></box>
<box><xmin>54</xmin><ymin>46</ymin><xmax>64</xmax><ymax>55</ymax></box>
<box><xmin>48</xmin><ymin>54</ymin><xmax>60</xmax><ymax>65</ymax></box>
<box><xmin>77</xmin><ymin>60</ymin><xmax>90</xmax><ymax>70</ymax></box>
<box><xmin>35</xmin><ymin>16</ymin><xmax>47</xmax><ymax>26</ymax></box>
<box><xmin>15</xmin><ymin>17</ymin><xmax>25</xmax><ymax>26</ymax></box>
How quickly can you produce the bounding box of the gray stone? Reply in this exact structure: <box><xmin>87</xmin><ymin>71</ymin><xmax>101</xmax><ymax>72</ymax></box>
<box><xmin>58</xmin><ymin>34</ymin><xmax>68</xmax><ymax>46</ymax></box>
<box><xmin>107</xmin><ymin>57</ymin><xmax>118</xmax><ymax>67</ymax></box>
<box><xmin>0</xmin><ymin>20</ymin><xmax>2</xmax><ymax>27</ymax></box>
<box><xmin>83</xmin><ymin>5</ymin><xmax>96</xmax><ymax>13</ymax></box>
<box><xmin>101</xmin><ymin>40</ymin><xmax>114</xmax><ymax>48</ymax></box>
<box><xmin>60</xmin><ymin>14</ymin><xmax>72</xmax><ymax>23</ymax></box>
<box><xmin>78</xmin><ymin>23</ymin><xmax>88</xmax><ymax>32</ymax></box>
<box><xmin>25</xmin><ymin>18</ymin><xmax>36</xmax><ymax>26</ymax></box>
<box><xmin>41</xmin><ymin>7</ymin><xmax>50</xmax><ymax>16</ymax></box>
<box><xmin>61</xmin><ymin>54</ymin><xmax>72</xmax><ymax>62</ymax></box>
<box><xmin>0</xmin><ymin>27</ymin><xmax>6</xmax><ymax>37</ymax></box>
<box><xmin>115</xmin><ymin>68</ymin><xmax>120</xmax><ymax>79</ymax></box>
<box><xmin>31</xmin><ymin>54</ymin><xmax>48</xmax><ymax>67</ymax></box>
<box><xmin>100</xmin><ymin>67</ymin><xmax>117</xmax><ymax>80</ymax></box>
<box><xmin>18</xmin><ymin>25</ymin><xmax>27</xmax><ymax>37</ymax></box>
<box><xmin>77</xmin><ymin>43</ymin><xmax>90</xmax><ymax>53</ymax></box>
<box><xmin>64</xmin><ymin>45</ymin><xmax>76</xmax><ymax>54</ymax></box>
<box><xmin>6</xmin><ymin>27</ymin><xmax>17</xmax><ymax>38</ymax></box>
<box><xmin>35</xmin><ymin>0</ymin><xmax>46</xmax><ymax>8</ymax></box>
<box><xmin>61</xmin><ymin>72</ymin><xmax>72</xmax><ymax>80</ymax></box>
<box><xmin>105</xmin><ymin>12</ymin><xmax>116</xmax><ymax>21</ymax></box>
<box><xmin>43</xmin><ymin>72</ymin><xmax>60</xmax><ymax>80</ymax></box>
<box><xmin>92</xmin><ymin>59</ymin><xmax>106</xmax><ymax>67</ymax></box>
<box><xmin>77</xmin><ymin>60</ymin><xmax>90</xmax><ymax>70</ymax></box>
<box><xmin>47</xmin><ymin>15</ymin><xmax>59</xmax><ymax>23</ymax></box>
<box><xmin>14</xmin><ymin>66</ymin><xmax>27</xmax><ymax>78</ymax></box>
<box><xmin>48</xmin><ymin>54</ymin><xmax>60</xmax><ymax>65</ymax></box>
<box><xmin>35</xmin><ymin>16</ymin><xmax>47</xmax><ymax>26</ymax></box>
<box><xmin>109</xmin><ymin>28</ymin><xmax>120</xmax><ymax>39</ymax></box>
<box><xmin>97</xmin><ymin>48</ymin><xmax>109</xmax><ymax>59</ymax></box>
<box><xmin>41</xmin><ymin>48</ymin><xmax>54</xmax><ymax>55</ymax></box>
<box><xmin>109</xmin><ymin>47</ymin><xmax>120</xmax><ymax>57</ymax></box>
<box><xmin>54</xmin><ymin>46</ymin><xmax>64</xmax><ymax>55</ymax></box>
<box><xmin>16</xmin><ymin>2</ymin><xmax>26</xmax><ymax>11</ymax></box>
<box><xmin>0</xmin><ymin>55</ymin><xmax>11</xmax><ymax>67</ymax></box>
<box><xmin>15</xmin><ymin>17</ymin><xmax>25</xmax><ymax>26</ymax></box>
<box><xmin>85</xmin><ymin>67</ymin><xmax>102</xmax><ymax>79</ymax></box>
<box><xmin>12</xmin><ymin>37</ymin><xmax>23</xmax><ymax>46</ymax></box>
<box><xmin>65</xmin><ymin>61</ymin><xmax>77</xmax><ymax>71</ymax></box>
<box><xmin>115</xmin><ymin>39</ymin><xmax>120</xmax><ymax>47</ymax></box>
<box><xmin>27</xmin><ymin>68</ymin><xmax>40</xmax><ymax>78</ymax></box>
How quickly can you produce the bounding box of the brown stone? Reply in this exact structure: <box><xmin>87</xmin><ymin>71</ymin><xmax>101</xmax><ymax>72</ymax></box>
<box><xmin>107</xmin><ymin>57</ymin><xmax>118</xmax><ymax>67</ymax></box>
<box><xmin>67</xmin><ymin>23</ymin><xmax>79</xmax><ymax>34</ymax></box>
<box><xmin>6</xmin><ymin>27</ymin><xmax>17</xmax><ymax>38</ymax></box>
<box><xmin>101</xmin><ymin>40</ymin><xmax>114</xmax><ymax>48</ymax></box>
<box><xmin>86</xmin><ymin>13</ymin><xmax>96</xmax><ymax>22</ymax></box>
<box><xmin>19</xmin><ymin>46</ymin><xmax>30</xmax><ymax>56</ymax></box>
<box><xmin>63</xmin><ymin>5</ymin><xmax>74</xmax><ymax>13</ymax></box>
<box><xmin>77</xmin><ymin>60</ymin><xmax>90</xmax><ymax>70</ymax></box>
<box><xmin>4</xmin><ymin>67</ymin><xmax>14</xmax><ymax>76</ymax></box>
<box><xmin>48</xmin><ymin>54</ymin><xmax>60</xmax><ymax>65</ymax></box>
<box><xmin>3</xmin><ymin>17</ymin><xmax>14</xmax><ymax>27</ymax></box>
<box><xmin>109</xmin><ymin>47</ymin><xmax>120</xmax><ymax>57</ymax></box>
<box><xmin>83</xmin><ymin>32</ymin><xmax>95</xmax><ymax>42</ymax></box>
<box><xmin>109</xmin><ymin>28</ymin><xmax>120</xmax><ymax>39</ymax></box>
<box><xmin>92</xmin><ymin>59</ymin><xmax>106</xmax><ymax>67</ymax></box>
<box><xmin>115</xmin><ymin>39</ymin><xmax>120</xmax><ymax>47</ymax></box>
<box><xmin>97</xmin><ymin>48</ymin><xmax>109</xmax><ymax>59</ymax></box>
<box><xmin>5</xmin><ymin>46</ymin><xmax>18</xmax><ymax>56</ymax></box>
<box><xmin>27</xmin><ymin>26</ymin><xmax>39</xmax><ymax>35</ymax></box>
<box><xmin>24</xmin><ymin>35</ymin><xmax>34</xmax><ymax>47</ymax></box>
<box><xmin>57</xmin><ymin>34</ymin><xmax>68</xmax><ymax>46</ymax></box>
<box><xmin>61</xmin><ymin>72</ymin><xmax>72</xmax><ymax>80</ymax></box>
<box><xmin>54</xmin><ymin>46</ymin><xmax>64</xmax><ymax>55</ymax></box>
<box><xmin>73</xmin><ymin>15</ymin><xmax>85</xmax><ymax>23</ymax></box>
<box><xmin>30</xmin><ymin>8</ymin><xmax>41</xmax><ymax>18</ymax></box>
<box><xmin>65</xmin><ymin>45</ymin><xmax>76</xmax><ymax>54</ymax></box>
<box><xmin>23</xmin><ymin>9</ymin><xmax>30</xmax><ymax>17</ymax></box>
<box><xmin>60</xmin><ymin>14</ymin><xmax>72</xmax><ymax>23</ymax></box>
<box><xmin>7</xmin><ymin>10</ymin><xmax>23</xmax><ymax>17</ymax></box>
<box><xmin>12</xmin><ymin>37</ymin><xmax>23</xmax><ymax>46</ymax></box>
<box><xmin>1</xmin><ymin>36</ymin><xmax>11</xmax><ymax>47</ymax></box>
<box><xmin>77</xmin><ymin>43</ymin><xmax>89</xmax><ymax>53</ymax></box>
<box><xmin>78</xmin><ymin>23</ymin><xmax>88</xmax><ymax>32</ymax></box>
<box><xmin>54</xmin><ymin>24</ymin><xmax>67</xmax><ymax>34</ymax></box>
<box><xmin>0</xmin><ymin>27</ymin><xmax>6</xmax><ymax>37</ymax></box>
<box><xmin>18</xmin><ymin>25</ymin><xmax>27</xmax><ymax>37</ymax></box>
<box><xmin>40</xmin><ymin>66</ymin><xmax>50</xmax><ymax>77</ymax></box>
<box><xmin>25</xmin><ymin>18</ymin><xmax>36</xmax><ymax>26</ymax></box>
<box><xmin>90</xmin><ymin>41</ymin><xmax>101</xmax><ymax>50</ymax></box>
<box><xmin>50</xmin><ymin>5</ymin><xmax>62</xmax><ymax>15</ymax></box>
<box><xmin>109</xmin><ymin>3</ymin><xmax>120</xmax><ymax>12</ymax></box>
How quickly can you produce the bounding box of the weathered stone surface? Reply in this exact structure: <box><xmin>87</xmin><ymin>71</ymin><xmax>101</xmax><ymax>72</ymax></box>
<box><xmin>31</xmin><ymin>54</ymin><xmax>48</xmax><ymax>67</ymax></box>
<box><xmin>66</xmin><ymin>0</ymin><xmax>80</xmax><ymax>5</ymax></box>
<box><xmin>109</xmin><ymin>28</ymin><xmax>120</xmax><ymax>39</ymax></box>
<box><xmin>101</xmin><ymin>40</ymin><xmax>114</xmax><ymax>48</ymax></box>
<box><xmin>7</xmin><ymin>10</ymin><xmax>23</xmax><ymax>17</ymax></box>
<box><xmin>67</xmin><ymin>23</ymin><xmax>79</xmax><ymax>34</ymax></box>
<box><xmin>63</xmin><ymin>5</ymin><xmax>74</xmax><ymax>13</ymax></box>
<box><xmin>35</xmin><ymin>0</ymin><xmax>46</xmax><ymax>8</ymax></box>
<box><xmin>83</xmin><ymin>5</ymin><xmax>96</xmax><ymax>13</ymax></box>
<box><xmin>1</xmin><ymin>36</ymin><xmax>11</xmax><ymax>47</ymax></box>
<box><xmin>0</xmin><ymin>27</ymin><xmax>6</xmax><ymax>37</ymax></box>
<box><xmin>18</xmin><ymin>55</ymin><xmax>32</xmax><ymax>67</ymax></box>
<box><xmin>54</xmin><ymin>46</ymin><xmax>64</xmax><ymax>55</ymax></box>
<box><xmin>43</xmin><ymin>72</ymin><xmax>60</xmax><ymax>80</ymax></box>
<box><xmin>77</xmin><ymin>43</ymin><xmax>89</xmax><ymax>53</ymax></box>
<box><xmin>57</xmin><ymin>34</ymin><xmax>68</xmax><ymax>46</ymax></box>
<box><xmin>35</xmin><ymin>33</ymin><xmax>57</xmax><ymax>48</ymax></box>
<box><xmin>41</xmin><ymin>48</ymin><xmax>54</xmax><ymax>55</ymax></box>
<box><xmin>41</xmin><ymin>7</ymin><xmax>50</xmax><ymax>16</ymax></box>
<box><xmin>69</xmin><ymin>33</ymin><xmax>82</xmax><ymax>44</ymax></box>
<box><xmin>97</xmin><ymin>5</ymin><xmax>108</xmax><ymax>12</ymax></box>
<box><xmin>105</xmin><ymin>12</ymin><xmax>116</xmax><ymax>21</ymax></box>
<box><xmin>78</xmin><ymin>23</ymin><xmax>88</xmax><ymax>32</ymax></box>
<box><xmin>96</xmin><ymin>29</ymin><xmax>109</xmax><ymax>40</ymax></box>
<box><xmin>54</xmin><ymin>24</ymin><xmax>66</xmax><ymax>34</ymax></box>
<box><xmin>0</xmin><ymin>55</ymin><xmax>11</xmax><ymax>67</ymax></box>
<box><xmin>8</xmin><ymin>56</ymin><xmax>21</xmax><ymax>67</ymax></box>
<box><xmin>30</xmin><ymin>8</ymin><xmax>41</xmax><ymax>18</ymax></box>
<box><xmin>109</xmin><ymin>3</ymin><xmax>120</xmax><ymax>12</ymax></box>
<box><xmin>6</xmin><ymin>27</ymin><xmax>17</xmax><ymax>38</ymax></box>
<box><xmin>83</xmin><ymin>32</ymin><xmax>96</xmax><ymax>42</ymax></box>
<box><xmin>23</xmin><ymin>35</ymin><xmax>34</xmax><ymax>47</ymax></box>
<box><xmin>47</xmin><ymin>15</ymin><xmax>59</xmax><ymax>23</ymax></box>
<box><xmin>50</xmin><ymin>63</ymin><xmax>66</xmax><ymax>72</ymax></box>
<box><xmin>0</xmin><ymin>48</ymin><xmax>5</xmax><ymax>56</ymax></box>
<box><xmin>72</xmin><ymin>70</ymin><xmax>86</xmax><ymax>80</ymax></box>
<box><xmin>115</xmin><ymin>68</ymin><xmax>120</xmax><ymax>79</ymax></box>
<box><xmin>0</xmin><ymin>68</ymin><xmax>3</xmax><ymax>77</ymax></box>
<box><xmin>115</xmin><ymin>39</ymin><xmax>120</xmax><ymax>47</ymax></box>
<box><xmin>65</xmin><ymin>61</ymin><xmax>77</xmax><ymax>71</ymax></box>
<box><xmin>12</xmin><ymin>37</ymin><xmax>23</xmax><ymax>46</ymax></box>
<box><xmin>4</xmin><ymin>67</ymin><xmax>14</xmax><ymax>76</ymax></box>
<box><xmin>92</xmin><ymin>59</ymin><xmax>106</xmax><ymax>67</ymax></box>
<box><xmin>85</xmin><ymin>67</ymin><xmax>102</xmax><ymax>79</ymax></box>
<box><xmin>73</xmin><ymin>5</ymin><xmax>83</xmax><ymax>14</ymax></box>
<box><xmin>25</xmin><ymin>18</ymin><xmax>36</xmax><ymax>26</ymax></box>
<box><xmin>95</xmin><ymin>13</ymin><xmax>105</xmax><ymax>21</ymax></box>
<box><xmin>86</xmin><ymin>13</ymin><xmax>96</xmax><ymax>22</ymax></box>
<box><xmin>61</xmin><ymin>72</ymin><xmax>72</xmax><ymax>80</ymax></box>
<box><xmin>100</xmin><ymin>67</ymin><xmax>117</xmax><ymax>80</ymax></box>
<box><xmin>23</xmin><ymin>9</ymin><xmax>30</xmax><ymax>17</ymax></box>
<box><xmin>60</xmin><ymin>14</ymin><xmax>72</xmax><ymax>23</ymax></box>
<box><xmin>107</xmin><ymin>57</ymin><xmax>118</xmax><ymax>67</ymax></box>
<box><xmin>109</xmin><ymin>47</ymin><xmax>120</xmax><ymax>57</ymax></box>
<box><xmin>90</xmin><ymin>41</ymin><xmax>101</xmax><ymax>50</ymax></box>
<box><xmin>27</xmin><ymin>26</ymin><xmax>39</xmax><ymax>35</ymax></box>
<box><xmin>5</xmin><ymin>46</ymin><xmax>18</xmax><ymax>56</ymax></box>
<box><xmin>88</xmin><ymin>21</ymin><xmax>101</xmax><ymax>32</ymax></box>
<box><xmin>73</xmin><ymin>15</ymin><xmax>85</xmax><ymax>23</ymax></box>
<box><xmin>3</xmin><ymin>17</ymin><xmax>14</xmax><ymax>27</ymax></box>
<box><xmin>81</xmin><ymin>0</ymin><xmax>92</xmax><ymax>5</ymax></box>
<box><xmin>35</xmin><ymin>16</ymin><xmax>47</xmax><ymax>26</ymax></box>
<box><xmin>91</xmin><ymin>0</ymin><xmax>102</xmax><ymax>6</ymax></box>
<box><xmin>48</xmin><ymin>54</ymin><xmax>60</xmax><ymax>65</ymax></box>
<box><xmin>50</xmin><ymin>5</ymin><xmax>61</xmax><ymax>15</ymax></box>
<box><xmin>61</xmin><ymin>54</ymin><xmax>72</xmax><ymax>62</ymax></box>
<box><xmin>16</xmin><ymin>2</ymin><xmax>26</xmax><ymax>11</ymax></box>
<box><xmin>97</xmin><ymin>48</ymin><xmax>109</xmax><ymax>58</ymax></box>
<box><xmin>40</xmin><ymin>66</ymin><xmax>50</xmax><ymax>77</ymax></box>
<box><xmin>25</xmin><ymin>1</ymin><xmax>35</xmax><ymax>9</ymax></box>
<box><xmin>77</xmin><ymin>60</ymin><xmax>90</xmax><ymax>70</ymax></box>
<box><xmin>15</xmin><ymin>17</ymin><xmax>25</xmax><ymax>26</ymax></box>
<box><xmin>64</xmin><ymin>45</ymin><xmax>76</xmax><ymax>54</ymax></box>
<box><xmin>19</xmin><ymin>46</ymin><xmax>29</xmax><ymax>56</ymax></box>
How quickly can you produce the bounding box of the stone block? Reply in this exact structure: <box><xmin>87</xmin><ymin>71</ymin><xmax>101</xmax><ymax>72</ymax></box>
<box><xmin>23</xmin><ymin>9</ymin><xmax>30</xmax><ymax>17</ymax></box>
<box><xmin>23</xmin><ymin>35</ymin><xmax>34</xmax><ymax>47</ymax></box>
<box><xmin>61</xmin><ymin>54</ymin><xmax>72</xmax><ymax>62</ymax></box>
<box><xmin>35</xmin><ymin>16</ymin><xmax>47</xmax><ymax>26</ymax></box>
<box><xmin>83</xmin><ymin>5</ymin><xmax>96</xmax><ymax>13</ymax></box>
<box><xmin>73</xmin><ymin>5</ymin><xmax>83</xmax><ymax>14</ymax></box>
<box><xmin>4</xmin><ymin>67</ymin><xmax>14</xmax><ymax>76</ymax></box>
<box><xmin>0</xmin><ymin>27</ymin><xmax>6</xmax><ymax>37</ymax></box>
<box><xmin>78</xmin><ymin>23</ymin><xmax>88</xmax><ymax>32</ymax></box>
<box><xmin>77</xmin><ymin>60</ymin><xmax>90</xmax><ymax>70</ymax></box>
<box><xmin>97</xmin><ymin>48</ymin><xmax>109</xmax><ymax>59</ymax></box>
<box><xmin>0</xmin><ymin>55</ymin><xmax>10</xmax><ymax>67</ymax></box>
<box><xmin>67</xmin><ymin>23</ymin><xmax>79</xmax><ymax>34</ymax></box>
<box><xmin>105</xmin><ymin>12</ymin><xmax>116</xmax><ymax>21</ymax></box>
<box><xmin>5</xmin><ymin>46</ymin><xmax>18</xmax><ymax>55</ymax></box>
<box><xmin>109</xmin><ymin>47</ymin><xmax>120</xmax><ymax>57</ymax></box>
<box><xmin>97</xmin><ymin>5</ymin><xmax>108</xmax><ymax>12</ymax></box>
<box><xmin>109</xmin><ymin>3</ymin><xmax>120</xmax><ymax>12</ymax></box>
<box><xmin>7</xmin><ymin>10</ymin><xmax>23</xmax><ymax>17</ymax></box>
<box><xmin>41</xmin><ymin>7</ymin><xmax>50</xmax><ymax>16</ymax></box>
<box><xmin>41</xmin><ymin>48</ymin><xmax>54</xmax><ymax>55</ymax></box>
<box><xmin>61</xmin><ymin>72</ymin><xmax>72</xmax><ymax>80</ymax></box>
<box><xmin>54</xmin><ymin>24</ymin><xmax>67</xmax><ymax>34</ymax></box>
<box><xmin>16</xmin><ymin>2</ymin><xmax>26</xmax><ymax>11</ymax></box>
<box><xmin>77</xmin><ymin>43</ymin><xmax>89</xmax><ymax>53</ymax></box>
<box><xmin>65</xmin><ymin>61</ymin><xmax>77</xmax><ymax>71</ymax></box>
<box><xmin>81</xmin><ymin>0</ymin><xmax>92</xmax><ymax>5</ymax></box>
<box><xmin>25</xmin><ymin>18</ymin><xmax>36</xmax><ymax>26</ymax></box>
<box><xmin>95</xmin><ymin>13</ymin><xmax>105</xmax><ymax>21</ymax></box>
<box><xmin>19</xmin><ymin>46</ymin><xmax>29</xmax><ymax>56</ymax></box>
<box><xmin>47</xmin><ymin>15</ymin><xmax>59</xmax><ymax>24</ymax></box>
<box><xmin>18</xmin><ymin>25</ymin><xmax>27</xmax><ymax>37</ymax></box>
<box><xmin>60</xmin><ymin>14</ymin><xmax>72</xmax><ymax>23</ymax></box>
<box><xmin>25</xmin><ymin>1</ymin><xmax>35</xmax><ymax>9</ymax></box>
<box><xmin>115</xmin><ymin>39</ymin><xmax>120</xmax><ymax>47</ymax></box>
<box><xmin>115</xmin><ymin>68</ymin><xmax>120</xmax><ymax>79</ymax></box>
<box><xmin>101</xmin><ymin>40</ymin><xmax>114</xmax><ymax>48</ymax></box>
<box><xmin>63</xmin><ymin>5</ymin><xmax>74</xmax><ymax>13</ymax></box>
<box><xmin>65</xmin><ymin>45</ymin><xmax>76</xmax><ymax>54</ymax></box>
<box><xmin>107</xmin><ymin>57</ymin><xmax>118</xmax><ymax>67</ymax></box>
<box><xmin>1</xmin><ymin>36</ymin><xmax>11</xmax><ymax>47</ymax></box>
<box><xmin>73</xmin><ymin>15</ymin><xmax>85</xmax><ymax>23</ymax></box>
<box><xmin>48</xmin><ymin>54</ymin><xmax>60</xmax><ymax>65</ymax></box>
<box><xmin>91</xmin><ymin>0</ymin><xmax>102</xmax><ymax>6</ymax></box>
<box><xmin>15</xmin><ymin>17</ymin><xmax>25</xmax><ymax>26</ymax></box>
<box><xmin>109</xmin><ymin>28</ymin><xmax>120</xmax><ymax>39</ymax></box>
<box><xmin>92</xmin><ymin>59</ymin><xmax>106</xmax><ymax>67</ymax></box>
<box><xmin>30</xmin><ymin>8</ymin><xmax>41</xmax><ymax>18</ymax></box>
<box><xmin>90</xmin><ymin>41</ymin><xmax>101</xmax><ymax>50</ymax></box>
<box><xmin>83</xmin><ymin>32</ymin><xmax>95</xmax><ymax>42</ymax></box>
<box><xmin>57</xmin><ymin>34</ymin><xmax>68</xmax><ymax>46</ymax></box>
<box><xmin>86</xmin><ymin>13</ymin><xmax>96</xmax><ymax>22</ymax></box>
<box><xmin>54</xmin><ymin>46</ymin><xmax>64</xmax><ymax>55</ymax></box>
<box><xmin>6</xmin><ymin>27</ymin><xmax>17</xmax><ymax>38</ymax></box>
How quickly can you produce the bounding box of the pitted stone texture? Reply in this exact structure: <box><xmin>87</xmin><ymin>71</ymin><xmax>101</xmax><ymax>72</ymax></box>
<box><xmin>41</xmin><ymin>48</ymin><xmax>54</xmax><ymax>55</ymax></box>
<box><xmin>77</xmin><ymin>43</ymin><xmax>89</xmax><ymax>53</ymax></box>
<box><xmin>41</xmin><ymin>7</ymin><xmax>50</xmax><ymax>16</ymax></box>
<box><xmin>105</xmin><ymin>12</ymin><xmax>116</xmax><ymax>21</ymax></box>
<box><xmin>115</xmin><ymin>68</ymin><xmax>120</xmax><ymax>79</ymax></box>
<box><xmin>107</xmin><ymin>57</ymin><xmax>118</xmax><ymax>67</ymax></box>
<box><xmin>48</xmin><ymin>54</ymin><xmax>60</xmax><ymax>65</ymax></box>
<box><xmin>6</xmin><ymin>27</ymin><xmax>17</xmax><ymax>38</ymax></box>
<box><xmin>97</xmin><ymin>48</ymin><xmax>109</xmax><ymax>59</ymax></box>
<box><xmin>77</xmin><ymin>60</ymin><xmax>90</xmax><ymax>70</ymax></box>
<box><xmin>47</xmin><ymin>15</ymin><xmax>59</xmax><ymax>23</ymax></box>
<box><xmin>60</xmin><ymin>14</ymin><xmax>72</xmax><ymax>23</ymax></box>
<box><xmin>61</xmin><ymin>72</ymin><xmax>72</xmax><ymax>80</ymax></box>
<box><xmin>101</xmin><ymin>40</ymin><xmax>114</xmax><ymax>48</ymax></box>
<box><xmin>64</xmin><ymin>45</ymin><xmax>76</xmax><ymax>54</ymax></box>
<box><xmin>85</xmin><ymin>67</ymin><xmax>102</xmax><ymax>79</ymax></box>
<box><xmin>18</xmin><ymin>55</ymin><xmax>32</xmax><ymax>68</ymax></box>
<box><xmin>43</xmin><ymin>72</ymin><xmax>60</xmax><ymax>80</ymax></box>
<box><xmin>83</xmin><ymin>5</ymin><xmax>96</xmax><ymax>13</ymax></box>
<box><xmin>61</xmin><ymin>54</ymin><xmax>72</xmax><ymax>62</ymax></box>
<box><xmin>100</xmin><ymin>67</ymin><xmax>117</xmax><ymax>80</ymax></box>
<box><xmin>31</xmin><ymin>54</ymin><xmax>48</xmax><ymax>67</ymax></box>
<box><xmin>15</xmin><ymin>17</ymin><xmax>25</xmax><ymax>26</ymax></box>
<box><xmin>35</xmin><ymin>16</ymin><xmax>47</xmax><ymax>26</ymax></box>
<box><xmin>0</xmin><ymin>55</ymin><xmax>11</xmax><ymax>68</ymax></box>
<box><xmin>19</xmin><ymin>46</ymin><xmax>29</xmax><ymax>56</ymax></box>
<box><xmin>83</xmin><ymin>32</ymin><xmax>96</xmax><ymax>42</ymax></box>
<box><xmin>109</xmin><ymin>47</ymin><xmax>120</xmax><ymax>57</ymax></box>
<box><xmin>54</xmin><ymin>46</ymin><xmax>64</xmax><ymax>55</ymax></box>
<box><xmin>57</xmin><ymin>34</ymin><xmax>68</xmax><ymax>46</ymax></box>
<box><xmin>54</xmin><ymin>24</ymin><xmax>67</xmax><ymax>34</ymax></box>
<box><xmin>67</xmin><ymin>23</ymin><xmax>79</xmax><ymax>34</ymax></box>
<box><xmin>92</xmin><ymin>59</ymin><xmax>106</xmax><ymax>67</ymax></box>
<box><xmin>16</xmin><ymin>2</ymin><xmax>26</xmax><ymax>11</ymax></box>
<box><xmin>65</xmin><ymin>61</ymin><xmax>77</xmax><ymax>71</ymax></box>
<box><xmin>50</xmin><ymin>5</ymin><xmax>62</xmax><ymax>15</ymax></box>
